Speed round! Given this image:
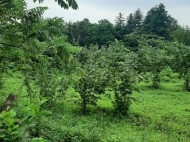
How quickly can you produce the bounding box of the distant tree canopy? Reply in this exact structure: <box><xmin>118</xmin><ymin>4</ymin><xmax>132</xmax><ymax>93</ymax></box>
<box><xmin>92</xmin><ymin>19</ymin><xmax>115</xmax><ymax>46</ymax></box>
<box><xmin>64</xmin><ymin>3</ymin><xmax>185</xmax><ymax>48</ymax></box>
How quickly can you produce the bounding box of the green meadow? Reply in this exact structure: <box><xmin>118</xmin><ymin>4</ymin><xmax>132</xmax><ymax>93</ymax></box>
<box><xmin>1</xmin><ymin>72</ymin><xmax>190</xmax><ymax>142</ymax></box>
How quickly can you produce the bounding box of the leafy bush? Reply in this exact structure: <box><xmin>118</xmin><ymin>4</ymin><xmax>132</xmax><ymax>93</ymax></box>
<box><xmin>0</xmin><ymin>109</ymin><xmax>18</xmax><ymax>141</ymax></box>
<box><xmin>160</xmin><ymin>67</ymin><xmax>173</xmax><ymax>82</ymax></box>
<box><xmin>0</xmin><ymin>99</ymin><xmax>50</xmax><ymax>142</ymax></box>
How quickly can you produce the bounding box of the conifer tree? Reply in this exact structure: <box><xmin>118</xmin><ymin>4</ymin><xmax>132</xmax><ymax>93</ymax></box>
<box><xmin>115</xmin><ymin>13</ymin><xmax>125</xmax><ymax>40</ymax></box>
<box><xmin>142</xmin><ymin>3</ymin><xmax>177</xmax><ymax>39</ymax></box>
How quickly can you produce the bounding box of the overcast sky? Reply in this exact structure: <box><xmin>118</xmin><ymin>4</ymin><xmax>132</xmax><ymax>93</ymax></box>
<box><xmin>26</xmin><ymin>0</ymin><xmax>190</xmax><ymax>26</ymax></box>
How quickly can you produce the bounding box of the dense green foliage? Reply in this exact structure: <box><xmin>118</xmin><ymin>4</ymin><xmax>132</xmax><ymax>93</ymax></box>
<box><xmin>0</xmin><ymin>0</ymin><xmax>190</xmax><ymax>141</ymax></box>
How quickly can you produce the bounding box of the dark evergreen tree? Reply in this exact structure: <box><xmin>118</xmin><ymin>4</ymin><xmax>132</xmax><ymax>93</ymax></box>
<box><xmin>125</xmin><ymin>13</ymin><xmax>135</xmax><ymax>34</ymax></box>
<box><xmin>133</xmin><ymin>8</ymin><xmax>143</xmax><ymax>32</ymax></box>
<box><xmin>114</xmin><ymin>13</ymin><xmax>125</xmax><ymax>40</ymax></box>
<box><xmin>124</xmin><ymin>9</ymin><xmax>143</xmax><ymax>34</ymax></box>
<box><xmin>142</xmin><ymin>3</ymin><xmax>178</xmax><ymax>39</ymax></box>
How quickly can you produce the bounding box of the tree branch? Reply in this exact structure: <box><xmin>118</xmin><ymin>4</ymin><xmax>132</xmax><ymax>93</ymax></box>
<box><xmin>0</xmin><ymin>0</ymin><xmax>9</xmax><ymax>5</ymax></box>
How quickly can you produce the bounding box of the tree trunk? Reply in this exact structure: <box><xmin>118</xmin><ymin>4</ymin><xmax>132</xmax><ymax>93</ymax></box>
<box><xmin>0</xmin><ymin>94</ymin><xmax>16</xmax><ymax>113</ymax></box>
<box><xmin>152</xmin><ymin>72</ymin><xmax>160</xmax><ymax>89</ymax></box>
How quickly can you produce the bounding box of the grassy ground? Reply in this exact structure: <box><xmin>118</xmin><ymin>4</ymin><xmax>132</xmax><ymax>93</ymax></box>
<box><xmin>0</xmin><ymin>72</ymin><xmax>190</xmax><ymax>142</ymax></box>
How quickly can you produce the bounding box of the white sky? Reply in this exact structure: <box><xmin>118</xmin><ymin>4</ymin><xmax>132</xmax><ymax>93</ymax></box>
<box><xmin>26</xmin><ymin>0</ymin><xmax>190</xmax><ymax>26</ymax></box>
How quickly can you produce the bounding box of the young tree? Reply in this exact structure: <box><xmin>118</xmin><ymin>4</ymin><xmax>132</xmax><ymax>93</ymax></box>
<box><xmin>137</xmin><ymin>40</ymin><xmax>170</xmax><ymax>88</ymax></box>
<box><xmin>104</xmin><ymin>41</ymin><xmax>137</xmax><ymax>115</ymax></box>
<box><xmin>75</xmin><ymin>46</ymin><xmax>108</xmax><ymax>114</ymax></box>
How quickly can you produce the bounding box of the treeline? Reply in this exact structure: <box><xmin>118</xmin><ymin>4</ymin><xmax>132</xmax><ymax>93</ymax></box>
<box><xmin>64</xmin><ymin>3</ymin><xmax>190</xmax><ymax>48</ymax></box>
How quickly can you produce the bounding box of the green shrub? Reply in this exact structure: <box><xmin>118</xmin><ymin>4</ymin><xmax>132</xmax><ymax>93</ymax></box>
<box><xmin>0</xmin><ymin>99</ymin><xmax>50</xmax><ymax>142</ymax></box>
